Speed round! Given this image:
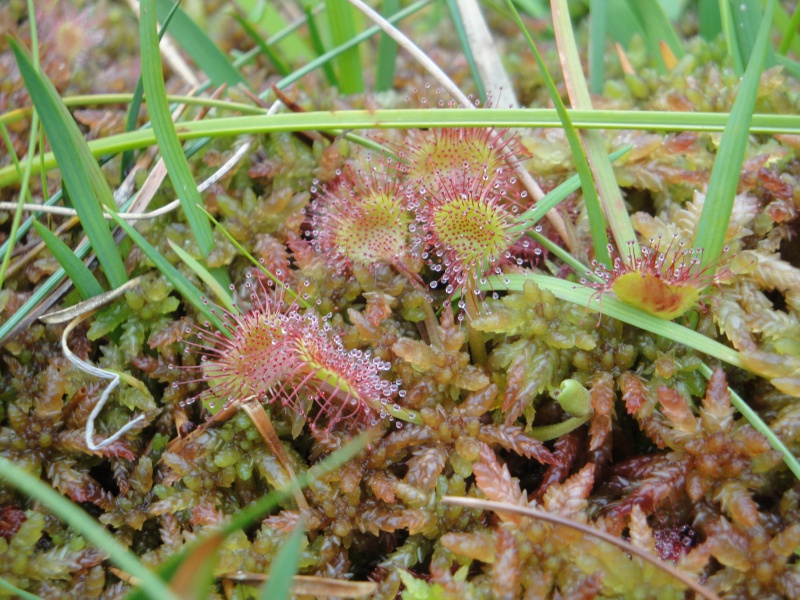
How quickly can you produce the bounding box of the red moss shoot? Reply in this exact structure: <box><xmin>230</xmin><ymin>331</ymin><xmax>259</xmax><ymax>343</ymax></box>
<box><xmin>309</xmin><ymin>155</ymin><xmax>414</xmax><ymax>275</ymax></box>
<box><xmin>173</xmin><ymin>275</ymin><xmax>401</xmax><ymax>431</ymax></box>
<box><xmin>416</xmin><ymin>169</ymin><xmax>525</xmax><ymax>309</ymax></box>
<box><xmin>585</xmin><ymin>235</ymin><xmax>723</xmax><ymax>320</ymax></box>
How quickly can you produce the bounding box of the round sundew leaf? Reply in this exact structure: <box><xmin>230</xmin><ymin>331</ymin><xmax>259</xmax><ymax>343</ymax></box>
<box><xmin>611</xmin><ymin>271</ymin><xmax>701</xmax><ymax>320</ymax></box>
<box><xmin>331</xmin><ymin>195</ymin><xmax>409</xmax><ymax>265</ymax></box>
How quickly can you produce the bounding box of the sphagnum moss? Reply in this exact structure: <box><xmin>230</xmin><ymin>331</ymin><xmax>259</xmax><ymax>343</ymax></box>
<box><xmin>4</xmin><ymin>3</ymin><xmax>800</xmax><ymax>599</ymax></box>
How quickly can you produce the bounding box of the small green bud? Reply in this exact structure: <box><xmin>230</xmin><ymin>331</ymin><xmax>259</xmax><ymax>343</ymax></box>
<box><xmin>556</xmin><ymin>379</ymin><xmax>591</xmax><ymax>418</ymax></box>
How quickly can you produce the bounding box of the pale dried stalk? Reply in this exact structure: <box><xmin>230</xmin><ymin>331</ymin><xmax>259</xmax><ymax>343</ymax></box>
<box><xmin>240</xmin><ymin>398</ymin><xmax>309</xmax><ymax>510</ymax></box>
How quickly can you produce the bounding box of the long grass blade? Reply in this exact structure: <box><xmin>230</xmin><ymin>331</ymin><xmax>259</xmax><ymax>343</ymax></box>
<box><xmin>728</xmin><ymin>0</ymin><xmax>775</xmax><ymax>71</ymax></box>
<box><xmin>326</xmin><ymin>0</ymin><xmax>365</xmax><ymax>93</ymax></box>
<box><xmin>121</xmin><ymin>0</ymin><xmax>181</xmax><ymax>180</ymax></box>
<box><xmin>0</xmin><ymin>456</ymin><xmax>180</xmax><ymax>600</ymax></box>
<box><xmin>375</xmin><ymin>0</ymin><xmax>400</xmax><ymax>92</ymax></box>
<box><xmin>5</xmin><ymin>107</ymin><xmax>800</xmax><ymax>189</ymax></box>
<box><xmin>231</xmin><ymin>12</ymin><xmax>291</xmax><ymax>76</ymax></box>
<box><xmin>775</xmin><ymin>53</ymin><xmax>800</xmax><ymax>80</ymax></box>
<box><xmin>0</xmin><ymin>113</ymin><xmax>39</xmax><ymax>291</ymax></box>
<box><xmin>0</xmin><ymin>0</ymin><xmax>40</xmax><ymax>291</ymax></box>
<box><xmin>588</xmin><ymin>0</ymin><xmax>607</xmax><ymax>94</ymax></box>
<box><xmin>718</xmin><ymin>0</ymin><xmax>743</xmax><ymax>73</ymax></box>
<box><xmin>604</xmin><ymin>0</ymin><xmax>643</xmax><ymax>46</ymax></box>
<box><xmin>256</xmin><ymin>0</ymin><xmax>432</xmax><ymax>104</ymax></box>
<box><xmin>154</xmin><ymin>0</ymin><xmax>246</xmax><ymax>87</ymax></box>
<box><xmin>698</xmin><ymin>0</ymin><xmax>722</xmax><ymax>41</ymax></box>
<box><xmin>168</xmin><ymin>240</ymin><xmax>235</xmax><ymax>313</ymax></box>
<box><xmin>777</xmin><ymin>1</ymin><xmax>800</xmax><ymax>55</ymax></box>
<box><xmin>304</xmin><ymin>5</ymin><xmax>339</xmax><ymax>87</ymax></box>
<box><xmin>9</xmin><ymin>40</ymin><xmax>127</xmax><ymax>289</ymax></box>
<box><xmin>498</xmin><ymin>274</ymin><xmax>741</xmax><ymax>366</ymax></box>
<box><xmin>550</xmin><ymin>0</ymin><xmax>639</xmax><ymax>265</ymax></box>
<box><xmin>31</xmin><ymin>221</ymin><xmax>104</xmax><ymax>300</ymax></box>
<box><xmin>0</xmin><ymin>577</ymin><xmax>43</xmax><ymax>600</ymax></box>
<box><xmin>140</xmin><ymin>0</ymin><xmax>215</xmax><ymax>257</ymax></box>
<box><xmin>624</xmin><ymin>0</ymin><xmax>684</xmax><ymax>72</ymax></box>
<box><xmin>517</xmin><ymin>146</ymin><xmax>631</xmax><ymax>229</ymax></box>
<box><xmin>445</xmin><ymin>0</ymin><xmax>486</xmax><ymax>102</ymax></box>
<box><xmin>510</xmin><ymin>0</ymin><xmax>611</xmax><ymax>265</ymax></box>
<box><xmin>232</xmin><ymin>0</ymin><xmax>312</xmax><ymax>62</ymax></box>
<box><xmin>694</xmin><ymin>0</ymin><xmax>775</xmax><ymax>269</ymax></box>
<box><xmin>107</xmin><ymin>212</ymin><xmax>226</xmax><ymax>334</ymax></box>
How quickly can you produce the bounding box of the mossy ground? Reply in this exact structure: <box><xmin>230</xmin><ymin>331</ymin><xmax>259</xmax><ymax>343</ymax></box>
<box><xmin>1</xmin><ymin>2</ymin><xmax>800</xmax><ymax>599</ymax></box>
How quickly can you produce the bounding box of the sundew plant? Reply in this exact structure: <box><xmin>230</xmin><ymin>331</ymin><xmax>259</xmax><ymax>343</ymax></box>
<box><xmin>1</xmin><ymin>0</ymin><xmax>800</xmax><ymax>598</ymax></box>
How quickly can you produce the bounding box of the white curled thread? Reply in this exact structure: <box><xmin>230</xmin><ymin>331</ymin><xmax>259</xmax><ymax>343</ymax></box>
<box><xmin>62</xmin><ymin>314</ymin><xmax>145</xmax><ymax>451</ymax></box>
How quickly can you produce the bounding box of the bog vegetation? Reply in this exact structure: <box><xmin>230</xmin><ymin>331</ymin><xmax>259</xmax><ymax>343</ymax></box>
<box><xmin>1</xmin><ymin>0</ymin><xmax>800</xmax><ymax>599</ymax></box>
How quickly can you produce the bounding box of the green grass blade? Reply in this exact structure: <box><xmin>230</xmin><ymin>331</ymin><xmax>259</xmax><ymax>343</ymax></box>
<box><xmin>270</xmin><ymin>0</ymin><xmax>431</xmax><ymax>95</ymax></box>
<box><xmin>698</xmin><ymin>0</ymin><xmax>722</xmax><ymax>41</ymax></box>
<box><xmin>9</xmin><ymin>39</ymin><xmax>127</xmax><ymax>289</ymax></box>
<box><xmin>232</xmin><ymin>0</ymin><xmax>312</xmax><ymax>62</ymax></box>
<box><xmin>0</xmin><ymin>0</ymin><xmax>40</xmax><ymax>291</ymax></box>
<box><xmin>154</xmin><ymin>0</ymin><xmax>246</xmax><ymax>87</ymax></box>
<box><xmin>168</xmin><ymin>239</ymin><xmax>235</xmax><ymax>313</ymax></box>
<box><xmin>375</xmin><ymin>0</ymin><xmax>400</xmax><ymax>92</ymax></box>
<box><xmin>728</xmin><ymin>0</ymin><xmax>775</xmax><ymax>70</ymax></box>
<box><xmin>31</xmin><ymin>221</ymin><xmax>104</xmax><ymax>300</ymax></box>
<box><xmin>304</xmin><ymin>6</ymin><xmax>339</xmax><ymax>87</ymax></box>
<box><xmin>0</xmin><ymin>456</ymin><xmax>180</xmax><ymax>600</ymax></box>
<box><xmin>694</xmin><ymin>0</ymin><xmax>775</xmax><ymax>269</ymax></box>
<box><xmin>517</xmin><ymin>146</ymin><xmax>631</xmax><ymax>229</ymax></box>
<box><xmin>553</xmin><ymin>0</ymin><xmax>641</xmax><ymax>265</ymax></box>
<box><xmin>0</xmin><ymin>577</ymin><xmax>43</xmax><ymax>600</ymax></box>
<box><xmin>588</xmin><ymin>0</ymin><xmax>607</xmax><ymax>94</ymax></box>
<box><xmin>0</xmin><ymin>114</ymin><xmax>39</xmax><ymax>291</ymax></box>
<box><xmin>605</xmin><ymin>0</ymin><xmax>643</xmax><ymax>45</ymax></box>
<box><xmin>0</xmin><ymin>239</ymin><xmax>90</xmax><ymax>345</ymax></box>
<box><xmin>499</xmin><ymin>274</ymin><xmax>742</xmax><ymax>367</ymax></box>
<box><xmin>120</xmin><ymin>78</ymin><xmax>145</xmax><ymax>181</ymax></box>
<box><xmin>121</xmin><ymin>0</ymin><xmax>181</xmax><ymax>180</ymax></box>
<box><xmin>777</xmin><ymin>1</ymin><xmax>800</xmax><ymax>55</ymax></box>
<box><xmin>199</xmin><ymin>206</ymin><xmax>311</xmax><ymax>310</ymax></box>
<box><xmin>326</xmin><ymin>0</ymin><xmax>365</xmax><ymax>93</ymax></box>
<box><xmin>445</xmin><ymin>0</ymin><xmax>486</xmax><ymax>101</ymax></box>
<box><xmin>231</xmin><ymin>13</ymin><xmax>291</xmax><ymax>76</ymax></box>
<box><xmin>511</xmin><ymin>0</ymin><xmax>548</xmax><ymax>18</ymax></box>
<box><xmin>6</xmin><ymin>107</ymin><xmax>800</xmax><ymax>189</ymax></box>
<box><xmin>107</xmin><ymin>211</ymin><xmax>226</xmax><ymax>334</ymax></box>
<box><xmin>775</xmin><ymin>53</ymin><xmax>800</xmax><ymax>80</ymax></box>
<box><xmin>718</xmin><ymin>0</ymin><xmax>743</xmax><ymax>73</ymax></box>
<box><xmin>507</xmin><ymin>0</ymin><xmax>611</xmax><ymax>266</ymax></box>
<box><xmin>624</xmin><ymin>0</ymin><xmax>684</xmax><ymax>72</ymax></box>
<box><xmin>259</xmin><ymin>519</ymin><xmax>306</xmax><ymax>600</ymax></box>
<box><xmin>140</xmin><ymin>0</ymin><xmax>215</xmax><ymax>258</ymax></box>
